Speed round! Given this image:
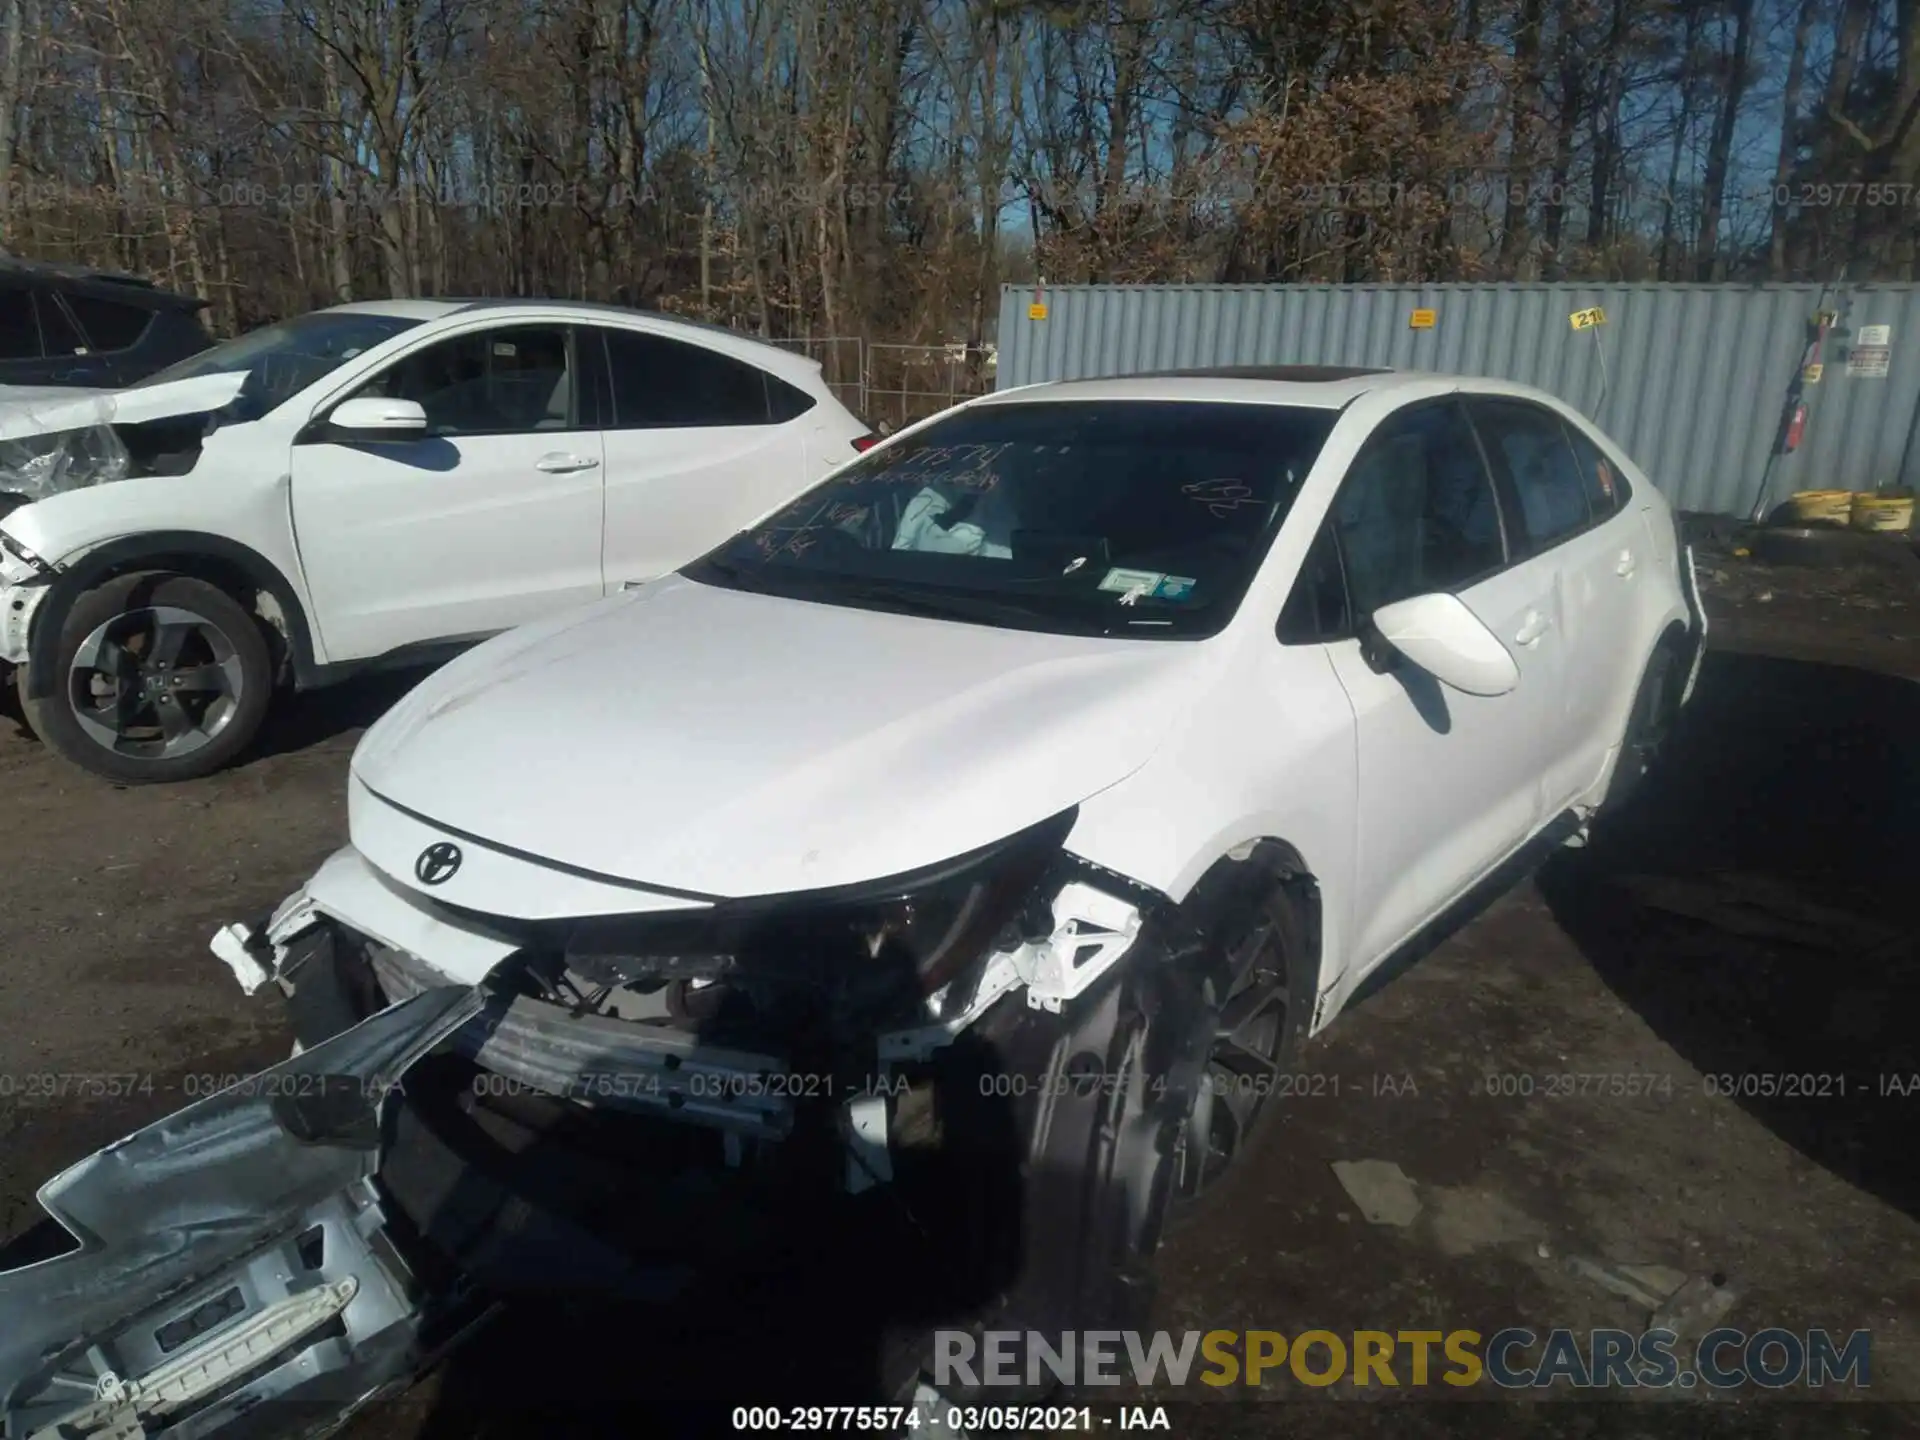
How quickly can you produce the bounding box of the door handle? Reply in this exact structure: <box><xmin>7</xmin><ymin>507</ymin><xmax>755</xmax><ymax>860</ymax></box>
<box><xmin>535</xmin><ymin>453</ymin><xmax>600</xmax><ymax>474</ymax></box>
<box><xmin>1514</xmin><ymin>611</ymin><xmax>1551</xmax><ymax>646</ymax></box>
<box><xmin>1616</xmin><ymin>549</ymin><xmax>1638</xmax><ymax>576</ymax></box>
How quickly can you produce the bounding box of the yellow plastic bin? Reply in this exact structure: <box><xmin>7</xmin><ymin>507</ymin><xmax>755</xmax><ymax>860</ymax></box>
<box><xmin>1789</xmin><ymin>489</ymin><xmax>1854</xmax><ymax>525</ymax></box>
<box><xmin>1850</xmin><ymin>489</ymin><xmax>1915</xmax><ymax>533</ymax></box>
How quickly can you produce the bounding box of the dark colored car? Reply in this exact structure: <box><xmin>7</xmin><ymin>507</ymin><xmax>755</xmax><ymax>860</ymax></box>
<box><xmin>0</xmin><ymin>258</ymin><xmax>214</xmax><ymax>388</ymax></box>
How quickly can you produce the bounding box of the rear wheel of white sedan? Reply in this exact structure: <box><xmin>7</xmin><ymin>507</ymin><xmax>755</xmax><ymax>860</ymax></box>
<box><xmin>19</xmin><ymin>572</ymin><xmax>273</xmax><ymax>784</ymax></box>
<box><xmin>1605</xmin><ymin>639</ymin><xmax>1682</xmax><ymax>812</ymax></box>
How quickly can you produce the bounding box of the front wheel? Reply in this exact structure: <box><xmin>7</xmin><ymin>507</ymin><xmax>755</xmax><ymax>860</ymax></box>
<box><xmin>1168</xmin><ymin>868</ymin><xmax>1306</xmax><ymax>1212</ymax></box>
<box><xmin>19</xmin><ymin>572</ymin><xmax>274</xmax><ymax>783</ymax></box>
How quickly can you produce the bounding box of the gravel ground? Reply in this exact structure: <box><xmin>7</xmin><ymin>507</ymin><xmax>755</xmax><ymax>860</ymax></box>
<box><xmin>1</xmin><ymin>531</ymin><xmax>1917</xmax><ymax>1438</ymax></box>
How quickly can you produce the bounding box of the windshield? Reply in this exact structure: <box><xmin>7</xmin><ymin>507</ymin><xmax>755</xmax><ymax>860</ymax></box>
<box><xmin>685</xmin><ymin>399</ymin><xmax>1338</xmax><ymax>639</ymax></box>
<box><xmin>136</xmin><ymin>312</ymin><xmax>424</xmax><ymax>423</ymax></box>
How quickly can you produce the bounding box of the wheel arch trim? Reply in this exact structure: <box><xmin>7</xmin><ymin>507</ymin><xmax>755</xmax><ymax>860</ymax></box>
<box><xmin>21</xmin><ymin>532</ymin><xmax>318</xmax><ymax>699</ymax></box>
<box><xmin>1177</xmin><ymin>837</ymin><xmax>1327</xmax><ymax>1041</ymax></box>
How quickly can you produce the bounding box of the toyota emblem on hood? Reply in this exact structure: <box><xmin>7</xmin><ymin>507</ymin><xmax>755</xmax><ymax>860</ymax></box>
<box><xmin>415</xmin><ymin>842</ymin><xmax>463</xmax><ymax>886</ymax></box>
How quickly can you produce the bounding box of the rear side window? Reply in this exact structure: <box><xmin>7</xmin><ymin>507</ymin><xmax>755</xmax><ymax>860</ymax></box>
<box><xmin>766</xmin><ymin>373</ymin><xmax>817</xmax><ymax>422</ymax></box>
<box><xmin>1561</xmin><ymin>422</ymin><xmax>1632</xmax><ymax>515</ymax></box>
<box><xmin>0</xmin><ymin>286</ymin><xmax>37</xmax><ymax>358</ymax></box>
<box><xmin>1469</xmin><ymin>399</ymin><xmax>1593</xmax><ymax>548</ymax></box>
<box><xmin>600</xmin><ymin>329</ymin><xmax>774</xmax><ymax>428</ymax></box>
<box><xmin>64</xmin><ymin>293</ymin><xmax>152</xmax><ymax>351</ymax></box>
<box><xmin>1330</xmin><ymin>401</ymin><xmax>1506</xmax><ymax>616</ymax></box>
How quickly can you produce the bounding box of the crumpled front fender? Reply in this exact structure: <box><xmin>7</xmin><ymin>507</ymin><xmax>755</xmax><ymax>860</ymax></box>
<box><xmin>0</xmin><ymin>985</ymin><xmax>482</xmax><ymax>1439</ymax></box>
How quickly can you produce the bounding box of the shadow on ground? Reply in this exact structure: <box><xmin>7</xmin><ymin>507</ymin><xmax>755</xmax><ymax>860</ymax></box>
<box><xmin>1540</xmin><ymin>648</ymin><xmax>1920</xmax><ymax>1217</ymax></box>
<box><xmin>246</xmin><ymin>667</ymin><xmax>445</xmax><ymax>761</ymax></box>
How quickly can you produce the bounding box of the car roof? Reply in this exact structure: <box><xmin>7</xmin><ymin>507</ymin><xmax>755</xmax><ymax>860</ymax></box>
<box><xmin>308</xmin><ymin>297</ymin><xmax>828</xmax><ymax>383</ymax></box>
<box><xmin>980</xmin><ymin>367</ymin><xmax>1569</xmax><ymax>412</ymax></box>
<box><xmin>0</xmin><ymin>256</ymin><xmax>207</xmax><ymax>310</ymax></box>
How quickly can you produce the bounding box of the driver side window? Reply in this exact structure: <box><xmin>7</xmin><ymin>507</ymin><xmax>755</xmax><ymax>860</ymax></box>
<box><xmin>350</xmin><ymin>326</ymin><xmax>575</xmax><ymax>436</ymax></box>
<box><xmin>1331</xmin><ymin>401</ymin><xmax>1506</xmax><ymax>617</ymax></box>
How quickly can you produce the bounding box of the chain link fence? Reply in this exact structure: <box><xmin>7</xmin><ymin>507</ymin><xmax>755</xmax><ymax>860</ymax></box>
<box><xmin>862</xmin><ymin>343</ymin><xmax>995</xmax><ymax>431</ymax></box>
<box><xmin>739</xmin><ymin>331</ymin><xmax>996</xmax><ymax>430</ymax></box>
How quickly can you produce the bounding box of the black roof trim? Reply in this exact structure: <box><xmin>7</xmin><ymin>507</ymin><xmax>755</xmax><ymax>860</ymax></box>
<box><xmin>0</xmin><ymin>256</ymin><xmax>206</xmax><ymax>308</ymax></box>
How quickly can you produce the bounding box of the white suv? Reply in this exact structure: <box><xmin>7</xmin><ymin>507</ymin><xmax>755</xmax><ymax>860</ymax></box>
<box><xmin>0</xmin><ymin>367</ymin><xmax>1705</xmax><ymax>1437</ymax></box>
<box><xmin>0</xmin><ymin>300</ymin><xmax>871</xmax><ymax>782</ymax></box>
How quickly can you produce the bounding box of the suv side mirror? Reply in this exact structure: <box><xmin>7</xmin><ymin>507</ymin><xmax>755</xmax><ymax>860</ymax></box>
<box><xmin>1368</xmin><ymin>591</ymin><xmax>1519</xmax><ymax>696</ymax></box>
<box><xmin>328</xmin><ymin>396</ymin><xmax>427</xmax><ymax>434</ymax></box>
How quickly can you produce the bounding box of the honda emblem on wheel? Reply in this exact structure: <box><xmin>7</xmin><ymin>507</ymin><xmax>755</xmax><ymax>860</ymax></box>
<box><xmin>414</xmin><ymin>842</ymin><xmax>463</xmax><ymax>886</ymax></box>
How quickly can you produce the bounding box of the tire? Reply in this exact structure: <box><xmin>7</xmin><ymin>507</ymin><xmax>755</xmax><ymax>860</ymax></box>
<box><xmin>1166</xmin><ymin>862</ymin><xmax>1307</xmax><ymax>1214</ymax></box>
<box><xmin>18</xmin><ymin>572</ymin><xmax>273</xmax><ymax>783</ymax></box>
<box><xmin>1604</xmin><ymin>641</ymin><xmax>1680</xmax><ymax>812</ymax></box>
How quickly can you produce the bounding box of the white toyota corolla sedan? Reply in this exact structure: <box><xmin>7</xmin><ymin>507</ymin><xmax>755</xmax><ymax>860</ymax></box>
<box><xmin>1</xmin><ymin>366</ymin><xmax>1705</xmax><ymax>1435</ymax></box>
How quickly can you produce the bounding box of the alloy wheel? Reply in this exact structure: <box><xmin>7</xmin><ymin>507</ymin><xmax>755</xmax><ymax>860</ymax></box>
<box><xmin>1172</xmin><ymin>911</ymin><xmax>1289</xmax><ymax>1202</ymax></box>
<box><xmin>67</xmin><ymin>605</ymin><xmax>248</xmax><ymax>760</ymax></box>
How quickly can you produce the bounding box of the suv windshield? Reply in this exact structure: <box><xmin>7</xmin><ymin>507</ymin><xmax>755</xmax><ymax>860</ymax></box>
<box><xmin>136</xmin><ymin>312</ymin><xmax>423</xmax><ymax>423</ymax></box>
<box><xmin>685</xmin><ymin>398</ymin><xmax>1338</xmax><ymax>638</ymax></box>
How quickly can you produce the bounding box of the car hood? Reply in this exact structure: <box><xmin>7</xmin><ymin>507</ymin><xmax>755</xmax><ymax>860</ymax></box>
<box><xmin>351</xmin><ymin>575</ymin><xmax>1216</xmax><ymax>899</ymax></box>
<box><xmin>0</xmin><ymin>371</ymin><xmax>247</xmax><ymax>441</ymax></box>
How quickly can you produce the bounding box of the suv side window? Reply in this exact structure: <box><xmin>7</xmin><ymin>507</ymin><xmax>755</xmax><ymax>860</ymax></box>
<box><xmin>1330</xmin><ymin>400</ymin><xmax>1506</xmax><ymax>617</ymax></box>
<box><xmin>600</xmin><ymin>328</ymin><xmax>774</xmax><ymax>428</ymax></box>
<box><xmin>1468</xmin><ymin>398</ymin><xmax>1593</xmax><ymax>549</ymax></box>
<box><xmin>1561</xmin><ymin>421</ymin><xmax>1633</xmax><ymax>515</ymax></box>
<box><xmin>0</xmin><ymin>286</ymin><xmax>38</xmax><ymax>359</ymax></box>
<box><xmin>64</xmin><ymin>292</ymin><xmax>152</xmax><ymax>352</ymax></box>
<box><xmin>766</xmin><ymin>373</ymin><xmax>818</xmax><ymax>422</ymax></box>
<box><xmin>352</xmin><ymin>326</ymin><xmax>576</xmax><ymax>435</ymax></box>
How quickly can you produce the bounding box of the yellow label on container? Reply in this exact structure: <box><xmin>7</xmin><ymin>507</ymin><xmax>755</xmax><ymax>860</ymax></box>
<box><xmin>1409</xmin><ymin>309</ymin><xmax>1437</xmax><ymax>329</ymax></box>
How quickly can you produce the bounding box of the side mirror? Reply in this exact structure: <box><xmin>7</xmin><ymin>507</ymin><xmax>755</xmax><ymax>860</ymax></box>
<box><xmin>1368</xmin><ymin>591</ymin><xmax>1519</xmax><ymax>697</ymax></box>
<box><xmin>328</xmin><ymin>396</ymin><xmax>427</xmax><ymax>435</ymax></box>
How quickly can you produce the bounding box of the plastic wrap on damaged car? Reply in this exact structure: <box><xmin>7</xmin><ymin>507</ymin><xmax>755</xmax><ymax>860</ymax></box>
<box><xmin>0</xmin><ymin>424</ymin><xmax>132</xmax><ymax>501</ymax></box>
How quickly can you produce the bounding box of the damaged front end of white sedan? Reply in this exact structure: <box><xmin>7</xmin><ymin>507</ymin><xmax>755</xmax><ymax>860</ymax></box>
<box><xmin>0</xmin><ymin>986</ymin><xmax>499</xmax><ymax>1440</ymax></box>
<box><xmin>3</xmin><ymin>811</ymin><xmax>1239</xmax><ymax>1438</ymax></box>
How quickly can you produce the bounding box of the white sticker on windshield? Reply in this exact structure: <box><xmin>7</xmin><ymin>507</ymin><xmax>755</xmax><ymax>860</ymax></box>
<box><xmin>1098</xmin><ymin>567</ymin><xmax>1165</xmax><ymax>595</ymax></box>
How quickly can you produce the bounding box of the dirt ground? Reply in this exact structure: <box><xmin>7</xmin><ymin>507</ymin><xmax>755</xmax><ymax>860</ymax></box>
<box><xmin>2</xmin><ymin>528</ymin><xmax>1919</xmax><ymax>1439</ymax></box>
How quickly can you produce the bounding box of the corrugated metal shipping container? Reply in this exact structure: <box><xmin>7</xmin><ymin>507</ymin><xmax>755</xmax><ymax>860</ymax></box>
<box><xmin>996</xmin><ymin>283</ymin><xmax>1920</xmax><ymax>518</ymax></box>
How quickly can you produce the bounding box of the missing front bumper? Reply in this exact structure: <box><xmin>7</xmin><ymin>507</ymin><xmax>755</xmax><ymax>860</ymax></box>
<box><xmin>0</xmin><ymin>988</ymin><xmax>487</xmax><ymax>1440</ymax></box>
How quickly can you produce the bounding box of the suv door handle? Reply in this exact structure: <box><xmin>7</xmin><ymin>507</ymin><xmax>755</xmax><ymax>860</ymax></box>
<box><xmin>1514</xmin><ymin>611</ymin><xmax>1551</xmax><ymax>646</ymax></box>
<box><xmin>1616</xmin><ymin>548</ymin><xmax>1638</xmax><ymax>576</ymax></box>
<box><xmin>535</xmin><ymin>453</ymin><xmax>600</xmax><ymax>474</ymax></box>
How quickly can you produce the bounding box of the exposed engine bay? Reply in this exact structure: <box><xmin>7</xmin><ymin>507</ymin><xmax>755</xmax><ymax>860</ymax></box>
<box><xmin>3</xmin><ymin>817</ymin><xmax>1226</xmax><ymax>1439</ymax></box>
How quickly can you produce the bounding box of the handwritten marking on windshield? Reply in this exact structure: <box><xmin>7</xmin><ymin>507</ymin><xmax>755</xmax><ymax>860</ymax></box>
<box><xmin>1182</xmin><ymin>479</ymin><xmax>1263</xmax><ymax>517</ymax></box>
<box><xmin>753</xmin><ymin>527</ymin><xmax>818</xmax><ymax>558</ymax></box>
